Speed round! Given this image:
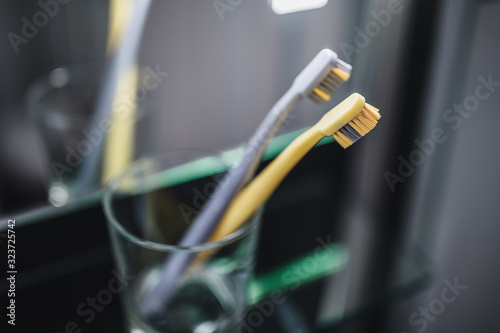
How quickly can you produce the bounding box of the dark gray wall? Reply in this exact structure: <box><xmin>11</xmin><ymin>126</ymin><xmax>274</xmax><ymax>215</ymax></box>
<box><xmin>388</xmin><ymin>1</ymin><xmax>500</xmax><ymax>332</ymax></box>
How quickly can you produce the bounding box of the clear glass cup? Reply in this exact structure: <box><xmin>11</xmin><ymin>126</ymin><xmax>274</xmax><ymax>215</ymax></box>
<box><xmin>102</xmin><ymin>150</ymin><xmax>262</xmax><ymax>333</ymax></box>
<box><xmin>26</xmin><ymin>63</ymin><xmax>157</xmax><ymax>207</ymax></box>
<box><xmin>26</xmin><ymin>63</ymin><xmax>103</xmax><ymax>207</ymax></box>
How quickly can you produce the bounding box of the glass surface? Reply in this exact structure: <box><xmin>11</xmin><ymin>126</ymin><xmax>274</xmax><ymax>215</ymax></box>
<box><xmin>103</xmin><ymin>151</ymin><xmax>262</xmax><ymax>333</ymax></box>
<box><xmin>26</xmin><ymin>63</ymin><xmax>103</xmax><ymax>207</ymax></box>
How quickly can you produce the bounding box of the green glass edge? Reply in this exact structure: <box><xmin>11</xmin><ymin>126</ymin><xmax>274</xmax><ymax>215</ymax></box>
<box><xmin>262</xmin><ymin>127</ymin><xmax>335</xmax><ymax>162</ymax></box>
<box><xmin>247</xmin><ymin>243</ymin><xmax>349</xmax><ymax>305</ymax></box>
<box><xmin>158</xmin><ymin>127</ymin><xmax>335</xmax><ymax>187</ymax></box>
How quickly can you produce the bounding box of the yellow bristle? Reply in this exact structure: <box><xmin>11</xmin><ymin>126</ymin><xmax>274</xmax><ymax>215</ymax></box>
<box><xmin>359</xmin><ymin>116</ymin><xmax>375</xmax><ymax>131</ymax></box>
<box><xmin>332</xmin><ymin>67</ymin><xmax>350</xmax><ymax>82</ymax></box>
<box><xmin>363</xmin><ymin>104</ymin><xmax>381</xmax><ymax>120</ymax></box>
<box><xmin>356</xmin><ymin>113</ymin><xmax>376</xmax><ymax>128</ymax></box>
<box><xmin>350</xmin><ymin>118</ymin><xmax>369</xmax><ymax>134</ymax></box>
<box><xmin>333</xmin><ymin>102</ymin><xmax>380</xmax><ymax>149</ymax></box>
<box><xmin>313</xmin><ymin>87</ymin><xmax>331</xmax><ymax>102</ymax></box>
<box><xmin>332</xmin><ymin>133</ymin><xmax>349</xmax><ymax>148</ymax></box>
<box><xmin>334</xmin><ymin>131</ymin><xmax>352</xmax><ymax>148</ymax></box>
<box><xmin>357</xmin><ymin>116</ymin><xmax>376</xmax><ymax>131</ymax></box>
<box><xmin>348</xmin><ymin>120</ymin><xmax>366</xmax><ymax>135</ymax></box>
<box><xmin>360</xmin><ymin>109</ymin><xmax>378</xmax><ymax>124</ymax></box>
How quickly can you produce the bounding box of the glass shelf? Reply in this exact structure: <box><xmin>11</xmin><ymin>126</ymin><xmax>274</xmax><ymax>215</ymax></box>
<box><xmin>0</xmin><ymin>127</ymin><xmax>335</xmax><ymax>230</ymax></box>
<box><xmin>246</xmin><ymin>222</ymin><xmax>432</xmax><ymax>333</ymax></box>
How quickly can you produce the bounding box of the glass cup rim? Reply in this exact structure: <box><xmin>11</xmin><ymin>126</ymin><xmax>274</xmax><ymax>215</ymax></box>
<box><xmin>102</xmin><ymin>151</ymin><xmax>260</xmax><ymax>253</ymax></box>
<box><xmin>26</xmin><ymin>62</ymin><xmax>157</xmax><ymax>129</ymax></box>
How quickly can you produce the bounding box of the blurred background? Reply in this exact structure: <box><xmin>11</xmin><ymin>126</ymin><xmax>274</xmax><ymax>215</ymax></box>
<box><xmin>1</xmin><ymin>0</ymin><xmax>499</xmax><ymax>331</ymax></box>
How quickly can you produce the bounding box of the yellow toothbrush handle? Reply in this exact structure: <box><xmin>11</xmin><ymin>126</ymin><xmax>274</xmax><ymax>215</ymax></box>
<box><xmin>106</xmin><ymin>0</ymin><xmax>132</xmax><ymax>56</ymax></box>
<box><xmin>209</xmin><ymin>127</ymin><xmax>324</xmax><ymax>241</ymax></box>
<box><xmin>102</xmin><ymin>0</ymin><xmax>138</xmax><ymax>184</ymax></box>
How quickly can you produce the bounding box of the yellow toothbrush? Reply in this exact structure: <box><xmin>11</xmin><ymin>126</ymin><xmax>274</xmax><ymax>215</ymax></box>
<box><xmin>209</xmin><ymin>93</ymin><xmax>380</xmax><ymax>242</ymax></box>
<box><xmin>101</xmin><ymin>0</ymin><xmax>137</xmax><ymax>185</ymax></box>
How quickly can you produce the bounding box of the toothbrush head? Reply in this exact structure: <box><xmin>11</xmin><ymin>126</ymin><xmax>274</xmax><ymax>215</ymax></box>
<box><xmin>316</xmin><ymin>93</ymin><xmax>381</xmax><ymax>148</ymax></box>
<box><xmin>333</xmin><ymin>102</ymin><xmax>380</xmax><ymax>148</ymax></box>
<box><xmin>293</xmin><ymin>49</ymin><xmax>352</xmax><ymax>104</ymax></box>
<box><xmin>310</xmin><ymin>59</ymin><xmax>351</xmax><ymax>104</ymax></box>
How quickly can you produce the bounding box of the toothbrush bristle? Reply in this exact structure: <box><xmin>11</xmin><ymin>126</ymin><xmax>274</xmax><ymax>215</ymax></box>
<box><xmin>334</xmin><ymin>59</ymin><xmax>352</xmax><ymax>80</ymax></box>
<box><xmin>332</xmin><ymin>103</ymin><xmax>380</xmax><ymax>149</ymax></box>
<box><xmin>309</xmin><ymin>64</ymin><xmax>351</xmax><ymax>104</ymax></box>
